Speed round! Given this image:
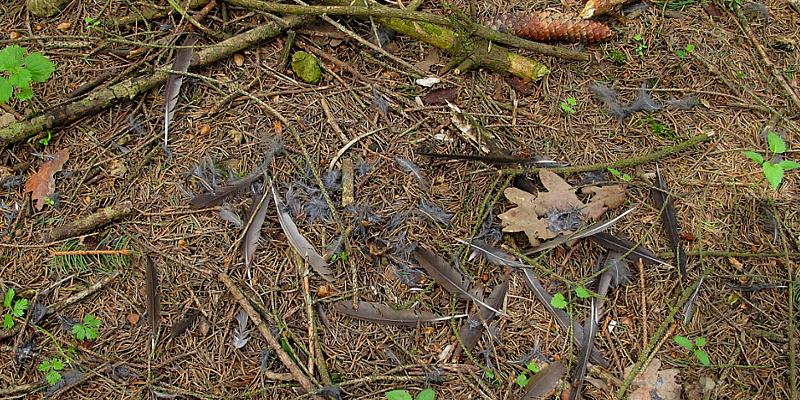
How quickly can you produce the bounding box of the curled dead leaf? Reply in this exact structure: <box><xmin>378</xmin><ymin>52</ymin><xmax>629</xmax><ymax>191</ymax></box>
<box><xmin>24</xmin><ymin>149</ymin><xmax>69</xmax><ymax>211</ymax></box>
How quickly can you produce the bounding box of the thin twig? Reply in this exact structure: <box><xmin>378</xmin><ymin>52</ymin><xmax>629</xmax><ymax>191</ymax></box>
<box><xmin>218</xmin><ymin>271</ymin><xmax>320</xmax><ymax>397</ymax></box>
<box><xmin>49</xmin><ymin>249</ymin><xmax>132</xmax><ymax>257</ymax></box>
<box><xmin>638</xmin><ymin>259</ymin><xmax>648</xmax><ymax>351</ymax></box>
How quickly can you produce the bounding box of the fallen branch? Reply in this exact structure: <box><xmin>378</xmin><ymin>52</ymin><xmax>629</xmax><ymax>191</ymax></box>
<box><xmin>48</xmin><ymin>201</ymin><xmax>135</xmax><ymax>242</ymax></box>
<box><xmin>0</xmin><ymin>16</ymin><xmax>311</xmax><ymax>145</ymax></box>
<box><xmin>227</xmin><ymin>0</ymin><xmax>589</xmax><ymax>61</ymax></box>
<box><xmin>218</xmin><ymin>271</ymin><xmax>320</xmax><ymax>397</ymax></box>
<box><xmin>500</xmin><ymin>133</ymin><xmax>713</xmax><ymax>176</ymax></box>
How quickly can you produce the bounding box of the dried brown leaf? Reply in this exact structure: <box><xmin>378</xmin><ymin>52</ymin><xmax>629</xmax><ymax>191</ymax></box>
<box><xmin>581</xmin><ymin>184</ymin><xmax>627</xmax><ymax>220</ymax></box>
<box><xmin>626</xmin><ymin>358</ymin><xmax>682</xmax><ymax>400</ymax></box>
<box><xmin>24</xmin><ymin>149</ymin><xmax>69</xmax><ymax>211</ymax></box>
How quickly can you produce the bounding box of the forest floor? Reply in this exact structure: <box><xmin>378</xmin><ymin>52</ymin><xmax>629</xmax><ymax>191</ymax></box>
<box><xmin>0</xmin><ymin>0</ymin><xmax>799</xmax><ymax>399</ymax></box>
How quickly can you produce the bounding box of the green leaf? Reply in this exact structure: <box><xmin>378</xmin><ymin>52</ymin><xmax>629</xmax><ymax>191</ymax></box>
<box><xmin>778</xmin><ymin>160</ymin><xmax>800</xmax><ymax>171</ymax></box>
<box><xmin>84</xmin><ymin>314</ymin><xmax>101</xmax><ymax>329</ymax></box>
<box><xmin>484</xmin><ymin>369</ymin><xmax>495</xmax><ymax>380</ymax></box>
<box><xmin>622</xmin><ymin>173</ymin><xmax>633</xmax><ymax>182</ymax></box>
<box><xmin>291</xmin><ymin>51</ymin><xmax>321</xmax><ymax>84</ymax></box>
<box><xmin>12</xmin><ymin>298</ymin><xmax>28</xmax><ymax>317</ymax></box>
<box><xmin>385</xmin><ymin>389</ymin><xmax>413</xmax><ymax>400</ymax></box>
<box><xmin>567</xmin><ymin>97</ymin><xmax>577</xmax><ymax>106</ymax></box>
<box><xmin>3</xmin><ymin>288</ymin><xmax>13</xmax><ymax>308</ymax></box>
<box><xmin>694</xmin><ymin>337</ymin><xmax>706</xmax><ymax>347</ymax></box>
<box><xmin>38</xmin><ymin>361</ymin><xmax>51</xmax><ymax>372</ymax></box>
<box><xmin>550</xmin><ymin>293</ymin><xmax>568</xmax><ymax>309</ymax></box>
<box><xmin>674</xmin><ymin>335</ymin><xmax>694</xmax><ymax>350</ymax></box>
<box><xmin>633</xmin><ymin>34</ymin><xmax>643</xmax><ymax>41</ymax></box>
<box><xmin>23</xmin><ymin>52</ymin><xmax>55</xmax><ymax>83</ymax></box>
<box><xmin>762</xmin><ymin>162</ymin><xmax>784</xmax><ymax>189</ymax></box>
<box><xmin>743</xmin><ymin>151</ymin><xmax>764</xmax><ymax>164</ymax></box>
<box><xmin>0</xmin><ymin>45</ymin><xmax>25</xmax><ymax>71</ymax></box>
<box><xmin>607</xmin><ymin>167</ymin><xmax>621</xmax><ymax>177</ymax></box>
<box><xmin>526</xmin><ymin>362</ymin><xmax>540</xmax><ymax>374</ymax></box>
<box><xmin>51</xmin><ymin>358</ymin><xmax>64</xmax><ymax>370</ymax></box>
<box><xmin>685</xmin><ymin>44</ymin><xmax>695</xmax><ymax>52</ymax></box>
<box><xmin>72</xmin><ymin>324</ymin><xmax>86</xmax><ymax>341</ymax></box>
<box><xmin>416</xmin><ymin>388</ymin><xmax>436</xmax><ymax>400</ymax></box>
<box><xmin>8</xmin><ymin>68</ymin><xmax>31</xmax><ymax>88</ymax></box>
<box><xmin>767</xmin><ymin>132</ymin><xmax>786</xmax><ymax>154</ymax></box>
<box><xmin>3</xmin><ymin>313</ymin><xmax>13</xmax><ymax>329</ymax></box>
<box><xmin>0</xmin><ymin>77</ymin><xmax>12</xmax><ymax>104</ymax></box>
<box><xmin>694</xmin><ymin>349</ymin><xmax>711</xmax><ymax>366</ymax></box>
<box><xmin>575</xmin><ymin>286</ymin><xmax>591</xmax><ymax>299</ymax></box>
<box><xmin>515</xmin><ymin>373</ymin><xmax>529</xmax><ymax>388</ymax></box>
<box><xmin>45</xmin><ymin>370</ymin><xmax>62</xmax><ymax>386</ymax></box>
<box><xmin>16</xmin><ymin>86</ymin><xmax>33</xmax><ymax>101</ymax></box>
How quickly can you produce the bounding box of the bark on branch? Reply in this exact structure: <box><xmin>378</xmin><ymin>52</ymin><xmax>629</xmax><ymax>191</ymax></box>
<box><xmin>0</xmin><ymin>16</ymin><xmax>311</xmax><ymax>145</ymax></box>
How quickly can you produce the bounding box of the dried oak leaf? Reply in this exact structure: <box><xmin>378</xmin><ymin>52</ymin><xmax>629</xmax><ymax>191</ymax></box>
<box><xmin>581</xmin><ymin>184</ymin><xmax>626</xmax><ymax>220</ymax></box>
<box><xmin>24</xmin><ymin>149</ymin><xmax>69</xmax><ymax>211</ymax></box>
<box><xmin>626</xmin><ymin>358</ymin><xmax>681</xmax><ymax>400</ymax></box>
<box><xmin>498</xmin><ymin>170</ymin><xmax>626</xmax><ymax>246</ymax></box>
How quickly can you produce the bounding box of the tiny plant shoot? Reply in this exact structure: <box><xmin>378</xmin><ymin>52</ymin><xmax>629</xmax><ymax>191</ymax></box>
<box><xmin>385</xmin><ymin>388</ymin><xmax>436</xmax><ymax>400</ymax></box>
<box><xmin>560</xmin><ymin>97</ymin><xmax>577</xmax><ymax>114</ymax></box>
<box><xmin>607</xmin><ymin>167</ymin><xmax>633</xmax><ymax>182</ymax></box>
<box><xmin>674</xmin><ymin>335</ymin><xmax>711</xmax><ymax>366</ymax></box>
<box><xmin>38</xmin><ymin>357</ymin><xmax>65</xmax><ymax>386</ymax></box>
<box><xmin>0</xmin><ymin>45</ymin><xmax>55</xmax><ymax>103</ymax></box>
<box><xmin>515</xmin><ymin>361</ymin><xmax>541</xmax><ymax>388</ymax></box>
<box><xmin>71</xmin><ymin>314</ymin><xmax>101</xmax><ymax>341</ymax></box>
<box><xmin>675</xmin><ymin>44</ymin><xmax>695</xmax><ymax>60</ymax></box>
<box><xmin>633</xmin><ymin>34</ymin><xmax>647</xmax><ymax>57</ymax></box>
<box><xmin>743</xmin><ymin>132</ymin><xmax>800</xmax><ymax>190</ymax></box>
<box><xmin>2</xmin><ymin>288</ymin><xmax>29</xmax><ymax>329</ymax></box>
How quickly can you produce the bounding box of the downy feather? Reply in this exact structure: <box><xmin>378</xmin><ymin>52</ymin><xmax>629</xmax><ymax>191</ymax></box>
<box><xmin>231</xmin><ymin>308</ymin><xmax>251</xmax><ymax>349</ymax></box>
<box><xmin>334</xmin><ymin>300</ymin><xmax>462</xmax><ymax>325</ymax></box>
<box><xmin>394</xmin><ymin>157</ymin><xmax>429</xmax><ymax>189</ymax></box>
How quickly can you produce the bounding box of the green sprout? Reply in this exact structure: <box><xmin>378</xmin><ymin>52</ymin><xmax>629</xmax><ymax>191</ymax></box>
<box><xmin>675</xmin><ymin>44</ymin><xmax>696</xmax><ymax>60</ymax></box>
<box><xmin>71</xmin><ymin>313</ymin><xmax>101</xmax><ymax>341</ymax></box>
<box><xmin>560</xmin><ymin>97</ymin><xmax>577</xmax><ymax>114</ymax></box>
<box><xmin>743</xmin><ymin>132</ymin><xmax>800</xmax><ymax>190</ymax></box>
<box><xmin>515</xmin><ymin>362</ymin><xmax>541</xmax><ymax>388</ymax></box>
<box><xmin>674</xmin><ymin>335</ymin><xmax>711</xmax><ymax>366</ymax></box>
<box><xmin>607</xmin><ymin>167</ymin><xmax>633</xmax><ymax>182</ymax></box>
<box><xmin>38</xmin><ymin>357</ymin><xmax>65</xmax><ymax>386</ymax></box>
<box><xmin>606</xmin><ymin>48</ymin><xmax>627</xmax><ymax>65</ymax></box>
<box><xmin>0</xmin><ymin>45</ymin><xmax>55</xmax><ymax>103</ymax></box>
<box><xmin>2</xmin><ymin>288</ymin><xmax>29</xmax><ymax>329</ymax></box>
<box><xmin>633</xmin><ymin>34</ymin><xmax>647</xmax><ymax>57</ymax></box>
<box><xmin>385</xmin><ymin>388</ymin><xmax>436</xmax><ymax>400</ymax></box>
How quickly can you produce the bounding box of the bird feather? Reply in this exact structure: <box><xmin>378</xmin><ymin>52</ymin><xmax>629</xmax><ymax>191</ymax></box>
<box><xmin>145</xmin><ymin>255</ymin><xmax>161</xmax><ymax>350</ymax></box>
<box><xmin>588</xmin><ymin>232</ymin><xmax>667</xmax><ymax>266</ymax></box>
<box><xmin>651</xmin><ymin>164</ymin><xmax>686</xmax><ymax>277</ymax></box>
<box><xmin>334</xmin><ymin>300</ymin><xmax>462</xmax><ymax>325</ymax></box>
<box><xmin>163</xmin><ymin>34</ymin><xmax>198</xmax><ymax>158</ymax></box>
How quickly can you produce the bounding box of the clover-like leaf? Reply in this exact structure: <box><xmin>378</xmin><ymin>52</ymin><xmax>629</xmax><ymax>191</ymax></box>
<box><xmin>416</xmin><ymin>388</ymin><xmax>436</xmax><ymax>400</ymax></box>
<box><xmin>385</xmin><ymin>389</ymin><xmax>413</xmax><ymax>400</ymax></box>
<box><xmin>550</xmin><ymin>293</ymin><xmax>568</xmax><ymax>309</ymax></box>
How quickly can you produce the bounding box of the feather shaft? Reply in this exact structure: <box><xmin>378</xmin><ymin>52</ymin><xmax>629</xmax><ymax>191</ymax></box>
<box><xmin>163</xmin><ymin>34</ymin><xmax>198</xmax><ymax>157</ymax></box>
<box><xmin>334</xmin><ymin>300</ymin><xmax>462</xmax><ymax>325</ymax></box>
<box><xmin>588</xmin><ymin>232</ymin><xmax>667</xmax><ymax>266</ymax></box>
<box><xmin>145</xmin><ymin>256</ymin><xmax>161</xmax><ymax>351</ymax></box>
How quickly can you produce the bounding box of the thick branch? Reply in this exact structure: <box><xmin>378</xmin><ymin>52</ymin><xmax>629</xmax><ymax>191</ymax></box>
<box><xmin>0</xmin><ymin>16</ymin><xmax>311</xmax><ymax>145</ymax></box>
<box><xmin>226</xmin><ymin>0</ymin><xmax>589</xmax><ymax>61</ymax></box>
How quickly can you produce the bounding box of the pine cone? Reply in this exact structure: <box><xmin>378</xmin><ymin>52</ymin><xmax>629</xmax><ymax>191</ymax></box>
<box><xmin>488</xmin><ymin>11</ymin><xmax>612</xmax><ymax>44</ymax></box>
<box><xmin>579</xmin><ymin>0</ymin><xmax>629</xmax><ymax>19</ymax></box>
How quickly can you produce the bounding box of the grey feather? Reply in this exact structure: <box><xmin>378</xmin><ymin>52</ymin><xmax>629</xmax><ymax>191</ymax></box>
<box><xmin>395</xmin><ymin>157</ymin><xmax>429</xmax><ymax>189</ymax></box>
<box><xmin>666</xmin><ymin>96</ymin><xmax>698</xmax><ymax>110</ymax></box>
<box><xmin>242</xmin><ymin>188</ymin><xmax>271</xmax><ymax>282</ymax></box>
<box><xmin>231</xmin><ymin>308</ymin><xmax>251</xmax><ymax>349</ymax></box>
<box><xmin>145</xmin><ymin>256</ymin><xmax>161</xmax><ymax>351</ymax></box>
<box><xmin>682</xmin><ymin>276</ymin><xmax>704</xmax><ymax>324</ymax></box>
<box><xmin>417</xmin><ymin>201</ymin><xmax>452</xmax><ymax>226</ymax></box>
<box><xmin>270</xmin><ymin>178</ymin><xmax>335</xmax><ymax>282</ymax></box>
<box><xmin>163</xmin><ymin>34</ymin><xmax>198</xmax><ymax>158</ymax></box>
<box><xmin>525</xmin><ymin>208</ymin><xmax>637</xmax><ymax>255</ymax></box>
<box><xmin>219</xmin><ymin>204</ymin><xmax>242</xmax><ymax>228</ymax></box>
<box><xmin>413</xmin><ymin>246</ymin><xmax>503</xmax><ymax>315</ymax></box>
<box><xmin>334</xmin><ymin>300</ymin><xmax>462</xmax><ymax>325</ymax></box>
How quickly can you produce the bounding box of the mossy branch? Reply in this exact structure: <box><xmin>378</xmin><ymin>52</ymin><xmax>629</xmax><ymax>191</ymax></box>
<box><xmin>0</xmin><ymin>16</ymin><xmax>311</xmax><ymax>145</ymax></box>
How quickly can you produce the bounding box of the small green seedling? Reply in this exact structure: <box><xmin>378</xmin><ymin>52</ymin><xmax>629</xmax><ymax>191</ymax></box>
<box><xmin>633</xmin><ymin>34</ymin><xmax>647</xmax><ymax>57</ymax></box>
<box><xmin>0</xmin><ymin>45</ymin><xmax>55</xmax><ymax>103</ymax></box>
<box><xmin>606</xmin><ymin>48</ymin><xmax>627</xmax><ymax>65</ymax></box>
<box><xmin>330</xmin><ymin>251</ymin><xmax>349</xmax><ymax>263</ymax></box>
<box><xmin>84</xmin><ymin>17</ymin><xmax>102</xmax><ymax>30</ymax></box>
<box><xmin>724</xmin><ymin>0</ymin><xmax>741</xmax><ymax>11</ymax></box>
<box><xmin>674</xmin><ymin>335</ymin><xmax>711</xmax><ymax>366</ymax></box>
<box><xmin>560</xmin><ymin>97</ymin><xmax>577</xmax><ymax>114</ymax></box>
<box><xmin>785</xmin><ymin>65</ymin><xmax>796</xmax><ymax>81</ymax></box>
<box><xmin>743</xmin><ymin>132</ymin><xmax>800</xmax><ymax>190</ymax></box>
<box><xmin>550</xmin><ymin>292</ymin><xmax>568</xmax><ymax>309</ymax></box>
<box><xmin>675</xmin><ymin>44</ymin><xmax>695</xmax><ymax>60</ymax></box>
<box><xmin>607</xmin><ymin>167</ymin><xmax>633</xmax><ymax>182</ymax></box>
<box><xmin>2</xmin><ymin>288</ymin><xmax>29</xmax><ymax>329</ymax></box>
<box><xmin>71</xmin><ymin>313</ymin><xmax>101</xmax><ymax>341</ymax></box>
<box><xmin>574</xmin><ymin>286</ymin><xmax>591</xmax><ymax>299</ymax></box>
<box><xmin>515</xmin><ymin>361</ymin><xmax>541</xmax><ymax>388</ymax></box>
<box><xmin>38</xmin><ymin>357</ymin><xmax>65</xmax><ymax>385</ymax></box>
<box><xmin>385</xmin><ymin>388</ymin><xmax>436</xmax><ymax>400</ymax></box>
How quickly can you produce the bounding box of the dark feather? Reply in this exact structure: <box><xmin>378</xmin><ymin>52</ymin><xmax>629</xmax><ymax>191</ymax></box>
<box><xmin>519</xmin><ymin>268</ymin><xmax>608</xmax><ymax>367</ymax></box>
<box><xmin>271</xmin><ymin>179</ymin><xmax>335</xmax><ymax>282</ymax></box>
<box><xmin>231</xmin><ymin>308</ymin><xmax>251</xmax><ymax>349</ymax></box>
<box><xmin>145</xmin><ymin>255</ymin><xmax>161</xmax><ymax>350</ymax></box>
<box><xmin>522</xmin><ymin>361</ymin><xmax>566</xmax><ymax>400</ymax></box>
<box><xmin>413</xmin><ymin>246</ymin><xmax>503</xmax><ymax>315</ymax></box>
<box><xmin>333</xmin><ymin>300</ymin><xmax>460</xmax><ymax>325</ymax></box>
<box><xmin>242</xmin><ymin>188</ymin><xmax>271</xmax><ymax>282</ymax></box>
<box><xmin>189</xmin><ymin>173</ymin><xmax>261</xmax><ymax>209</ymax></box>
<box><xmin>163</xmin><ymin>34</ymin><xmax>198</xmax><ymax>158</ymax></box>
<box><xmin>588</xmin><ymin>232</ymin><xmax>667</xmax><ymax>266</ymax></box>
<box><xmin>169</xmin><ymin>312</ymin><xmax>197</xmax><ymax>339</ymax></box>
<box><xmin>651</xmin><ymin>165</ymin><xmax>686</xmax><ymax>277</ymax></box>
<box><xmin>682</xmin><ymin>276</ymin><xmax>704</xmax><ymax>324</ymax></box>
<box><xmin>416</xmin><ymin>150</ymin><xmax>568</xmax><ymax>167</ymax></box>
<box><xmin>459</xmin><ymin>239</ymin><xmax>522</xmax><ymax>268</ymax></box>
<box><xmin>602</xmin><ymin>251</ymin><xmax>632</xmax><ymax>288</ymax></box>
<box><xmin>417</xmin><ymin>201</ymin><xmax>452</xmax><ymax>226</ymax></box>
<box><xmin>525</xmin><ymin>208</ymin><xmax>637</xmax><ymax>255</ymax></box>
<box><xmin>453</xmin><ymin>281</ymin><xmax>508</xmax><ymax>359</ymax></box>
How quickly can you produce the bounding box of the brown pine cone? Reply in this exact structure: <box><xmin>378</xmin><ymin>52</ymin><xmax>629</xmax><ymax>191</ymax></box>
<box><xmin>488</xmin><ymin>11</ymin><xmax>612</xmax><ymax>43</ymax></box>
<box><xmin>579</xmin><ymin>0</ymin><xmax>629</xmax><ymax>19</ymax></box>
